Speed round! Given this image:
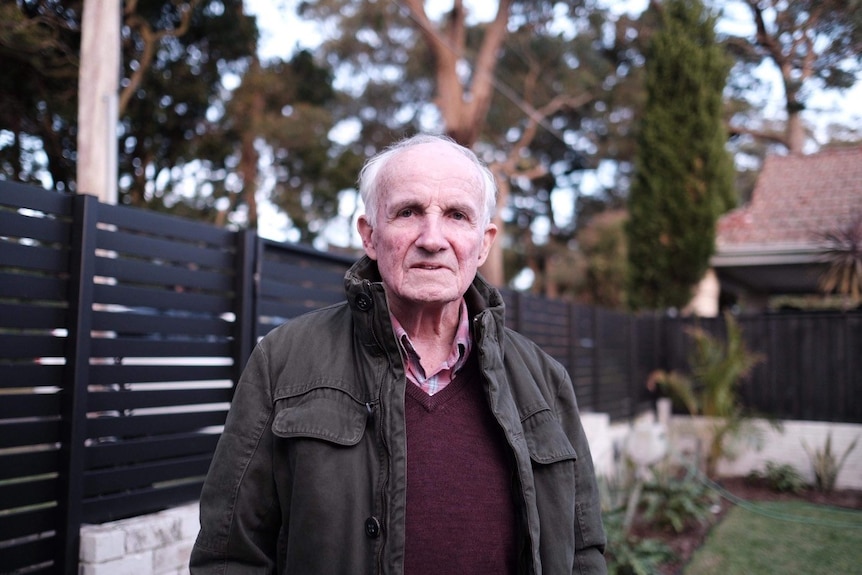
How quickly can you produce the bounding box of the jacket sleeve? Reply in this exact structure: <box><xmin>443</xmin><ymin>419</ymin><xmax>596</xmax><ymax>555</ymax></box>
<box><xmin>555</xmin><ymin>365</ymin><xmax>608</xmax><ymax>574</ymax></box>
<box><xmin>190</xmin><ymin>343</ymin><xmax>281</xmax><ymax>574</ymax></box>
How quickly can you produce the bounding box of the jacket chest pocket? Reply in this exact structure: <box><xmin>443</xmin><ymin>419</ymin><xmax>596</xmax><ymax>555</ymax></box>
<box><xmin>522</xmin><ymin>408</ymin><xmax>578</xmax><ymax>465</ymax></box>
<box><xmin>272</xmin><ymin>386</ymin><xmax>369</xmax><ymax>445</ymax></box>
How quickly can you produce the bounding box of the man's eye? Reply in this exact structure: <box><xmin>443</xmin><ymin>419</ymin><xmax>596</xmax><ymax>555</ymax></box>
<box><xmin>398</xmin><ymin>209</ymin><xmax>414</xmax><ymax>218</ymax></box>
<box><xmin>451</xmin><ymin>212</ymin><xmax>466</xmax><ymax>221</ymax></box>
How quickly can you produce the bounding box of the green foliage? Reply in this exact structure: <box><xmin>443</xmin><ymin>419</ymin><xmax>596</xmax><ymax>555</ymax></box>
<box><xmin>0</xmin><ymin>0</ymin><xmax>259</xmax><ymax>211</ymax></box>
<box><xmin>747</xmin><ymin>462</ymin><xmax>807</xmax><ymax>494</ymax></box>
<box><xmin>649</xmin><ymin>312</ymin><xmax>764</xmax><ymax>477</ymax></box>
<box><xmin>802</xmin><ymin>432</ymin><xmax>859</xmax><ymax>493</ymax></box>
<box><xmin>574</xmin><ymin>210</ymin><xmax>630</xmax><ymax>308</ymax></box>
<box><xmin>602</xmin><ymin>508</ymin><xmax>674</xmax><ymax>575</ymax></box>
<box><xmin>626</xmin><ymin>0</ymin><xmax>735</xmax><ymax>311</ymax></box>
<box><xmin>640</xmin><ymin>469</ymin><xmax>719</xmax><ymax>533</ymax></box>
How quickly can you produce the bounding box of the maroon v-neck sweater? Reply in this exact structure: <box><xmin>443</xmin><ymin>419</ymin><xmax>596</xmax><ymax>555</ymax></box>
<box><xmin>403</xmin><ymin>357</ymin><xmax>517</xmax><ymax>575</ymax></box>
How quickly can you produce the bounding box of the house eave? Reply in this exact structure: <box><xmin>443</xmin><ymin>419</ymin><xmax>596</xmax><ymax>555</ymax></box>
<box><xmin>711</xmin><ymin>243</ymin><xmax>825</xmax><ymax>296</ymax></box>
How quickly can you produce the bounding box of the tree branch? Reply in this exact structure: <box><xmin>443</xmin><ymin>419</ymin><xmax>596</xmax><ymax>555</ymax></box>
<box><xmin>119</xmin><ymin>0</ymin><xmax>201</xmax><ymax>115</ymax></box>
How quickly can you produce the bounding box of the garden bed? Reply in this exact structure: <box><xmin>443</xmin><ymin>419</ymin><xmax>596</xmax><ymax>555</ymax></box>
<box><xmin>632</xmin><ymin>476</ymin><xmax>862</xmax><ymax>575</ymax></box>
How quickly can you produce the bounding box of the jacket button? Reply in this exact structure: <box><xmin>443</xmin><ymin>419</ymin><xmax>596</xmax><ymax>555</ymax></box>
<box><xmin>364</xmin><ymin>516</ymin><xmax>381</xmax><ymax>539</ymax></box>
<box><xmin>355</xmin><ymin>293</ymin><xmax>373</xmax><ymax>311</ymax></box>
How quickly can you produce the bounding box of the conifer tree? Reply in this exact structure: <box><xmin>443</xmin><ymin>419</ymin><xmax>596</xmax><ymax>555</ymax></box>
<box><xmin>626</xmin><ymin>0</ymin><xmax>735</xmax><ymax>311</ymax></box>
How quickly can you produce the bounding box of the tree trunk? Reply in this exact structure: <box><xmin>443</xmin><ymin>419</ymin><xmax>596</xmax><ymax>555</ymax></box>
<box><xmin>404</xmin><ymin>0</ymin><xmax>512</xmax><ymax>285</ymax></box>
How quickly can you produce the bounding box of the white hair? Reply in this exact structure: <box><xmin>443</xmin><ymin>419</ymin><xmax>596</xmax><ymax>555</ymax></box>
<box><xmin>357</xmin><ymin>133</ymin><xmax>497</xmax><ymax>227</ymax></box>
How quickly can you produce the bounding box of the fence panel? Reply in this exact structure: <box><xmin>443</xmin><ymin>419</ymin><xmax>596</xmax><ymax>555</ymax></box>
<box><xmin>592</xmin><ymin>308</ymin><xmax>640</xmax><ymax>417</ymax></box>
<box><xmin>658</xmin><ymin>313</ymin><xmax>862</xmax><ymax>423</ymax></box>
<box><xmin>255</xmin><ymin>240</ymin><xmax>354</xmax><ymax>339</ymax></box>
<box><xmin>77</xmin><ymin>201</ymin><xmax>243</xmax><ymax>525</ymax></box>
<box><xmin>515</xmin><ymin>292</ymin><xmax>571</xmax><ymax>370</ymax></box>
<box><xmin>0</xmin><ymin>182</ymin><xmax>74</xmax><ymax>574</ymax></box>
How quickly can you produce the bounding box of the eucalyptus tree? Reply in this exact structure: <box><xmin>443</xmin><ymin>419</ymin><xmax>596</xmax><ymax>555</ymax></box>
<box><xmin>0</xmin><ymin>0</ymin><xmax>82</xmax><ymax>190</ymax></box>
<box><xmin>295</xmin><ymin>0</ymin><xmax>647</xmax><ymax>286</ymax></box>
<box><xmin>0</xmin><ymin>0</ymin><xmax>258</xmax><ymax>216</ymax></box>
<box><xmin>723</xmin><ymin>0</ymin><xmax>862</xmax><ymax>154</ymax></box>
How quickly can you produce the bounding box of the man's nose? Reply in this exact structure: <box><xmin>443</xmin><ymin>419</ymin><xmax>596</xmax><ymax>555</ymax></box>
<box><xmin>415</xmin><ymin>215</ymin><xmax>447</xmax><ymax>251</ymax></box>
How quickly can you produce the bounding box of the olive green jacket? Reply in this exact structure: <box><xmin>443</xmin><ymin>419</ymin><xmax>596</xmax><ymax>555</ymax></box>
<box><xmin>190</xmin><ymin>256</ymin><xmax>606</xmax><ymax>574</ymax></box>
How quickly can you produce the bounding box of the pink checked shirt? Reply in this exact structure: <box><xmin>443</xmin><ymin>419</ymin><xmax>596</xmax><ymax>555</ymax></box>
<box><xmin>391</xmin><ymin>299</ymin><xmax>473</xmax><ymax>396</ymax></box>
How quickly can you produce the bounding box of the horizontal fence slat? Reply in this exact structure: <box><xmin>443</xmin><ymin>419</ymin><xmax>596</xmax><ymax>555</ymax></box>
<box><xmin>86</xmin><ymin>410</ymin><xmax>228</xmax><ymax>439</ymax></box>
<box><xmin>93</xmin><ymin>283</ymin><xmax>233</xmax><ymax>315</ymax></box>
<box><xmin>0</xmin><ymin>476</ymin><xmax>58</xmax><ymax>511</ymax></box>
<box><xmin>0</xmin><ymin>334</ymin><xmax>66</xmax><ymax>360</ymax></box>
<box><xmin>96</xmin><ymin>227</ymin><xmax>235</xmax><ymax>270</ymax></box>
<box><xmin>0</xmin><ymin>393</ymin><xmax>61</xmax><ymax>418</ymax></box>
<box><xmin>87</xmin><ymin>387</ymin><xmax>233</xmax><ymax>412</ymax></box>
<box><xmin>0</xmin><ymin>420</ymin><xmax>61</xmax><ymax>449</ymax></box>
<box><xmin>0</xmin><ymin>302</ymin><xmax>68</xmax><ymax>330</ymax></box>
<box><xmin>89</xmin><ymin>364</ymin><xmax>233</xmax><ymax>386</ymax></box>
<box><xmin>84</xmin><ymin>454</ymin><xmax>212</xmax><ymax>497</ymax></box>
<box><xmin>99</xmin><ymin>202</ymin><xmax>234</xmax><ymax>247</ymax></box>
<box><xmin>86</xmin><ymin>432</ymin><xmax>220</xmax><ymax>468</ymax></box>
<box><xmin>0</xmin><ymin>241</ymin><xmax>70</xmax><ymax>273</ymax></box>
<box><xmin>91</xmin><ymin>309</ymin><xmax>233</xmax><ymax>338</ymax></box>
<box><xmin>0</xmin><ymin>364</ymin><xmax>65</xmax><ymax>389</ymax></box>
<box><xmin>258</xmin><ymin>277</ymin><xmax>345</xmax><ymax>305</ymax></box>
<box><xmin>0</xmin><ymin>506</ymin><xmax>58</xmax><ymax>543</ymax></box>
<box><xmin>89</xmin><ymin>337</ymin><xmax>233</xmax><ymax>359</ymax></box>
<box><xmin>0</xmin><ymin>449</ymin><xmax>61</xmax><ymax>482</ymax></box>
<box><xmin>0</xmin><ymin>209</ymin><xmax>71</xmax><ymax>243</ymax></box>
<box><xmin>260</xmin><ymin>259</ymin><xmax>348</xmax><ymax>289</ymax></box>
<box><xmin>0</xmin><ymin>271</ymin><xmax>68</xmax><ymax>301</ymax></box>
<box><xmin>82</xmin><ymin>481</ymin><xmax>204</xmax><ymax>524</ymax></box>
<box><xmin>0</xmin><ymin>531</ymin><xmax>56</xmax><ymax>574</ymax></box>
<box><xmin>95</xmin><ymin>254</ymin><xmax>234</xmax><ymax>293</ymax></box>
<box><xmin>0</xmin><ymin>180</ymin><xmax>72</xmax><ymax>213</ymax></box>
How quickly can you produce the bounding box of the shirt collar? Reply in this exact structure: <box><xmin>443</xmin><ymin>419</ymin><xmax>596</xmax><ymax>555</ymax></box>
<box><xmin>390</xmin><ymin>298</ymin><xmax>473</xmax><ymax>381</ymax></box>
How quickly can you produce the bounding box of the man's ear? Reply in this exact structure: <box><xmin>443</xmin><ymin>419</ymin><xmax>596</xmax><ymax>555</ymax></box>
<box><xmin>477</xmin><ymin>223</ymin><xmax>498</xmax><ymax>265</ymax></box>
<box><xmin>357</xmin><ymin>215</ymin><xmax>377</xmax><ymax>260</ymax></box>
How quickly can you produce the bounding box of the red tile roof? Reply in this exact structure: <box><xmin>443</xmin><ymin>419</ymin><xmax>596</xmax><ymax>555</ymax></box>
<box><xmin>716</xmin><ymin>146</ymin><xmax>862</xmax><ymax>249</ymax></box>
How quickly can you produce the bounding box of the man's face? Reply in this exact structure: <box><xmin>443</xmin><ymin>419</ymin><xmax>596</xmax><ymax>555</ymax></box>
<box><xmin>357</xmin><ymin>142</ymin><xmax>497</xmax><ymax>311</ymax></box>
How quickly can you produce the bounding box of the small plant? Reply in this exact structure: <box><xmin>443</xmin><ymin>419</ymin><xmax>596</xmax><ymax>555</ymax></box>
<box><xmin>747</xmin><ymin>461</ymin><xmax>806</xmax><ymax>494</ymax></box>
<box><xmin>602</xmin><ymin>508</ymin><xmax>673</xmax><ymax>575</ymax></box>
<box><xmin>802</xmin><ymin>432</ymin><xmax>859</xmax><ymax>492</ymax></box>
<box><xmin>640</xmin><ymin>468</ymin><xmax>719</xmax><ymax>533</ymax></box>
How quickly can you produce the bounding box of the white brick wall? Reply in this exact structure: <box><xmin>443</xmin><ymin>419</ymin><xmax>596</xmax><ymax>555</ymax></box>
<box><xmin>698</xmin><ymin>417</ymin><xmax>862</xmax><ymax>489</ymax></box>
<box><xmin>79</xmin><ymin>502</ymin><xmax>199</xmax><ymax>575</ymax></box>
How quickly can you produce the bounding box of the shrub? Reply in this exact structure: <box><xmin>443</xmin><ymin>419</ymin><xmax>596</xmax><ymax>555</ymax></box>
<box><xmin>602</xmin><ymin>508</ymin><xmax>673</xmax><ymax>575</ymax></box>
<box><xmin>802</xmin><ymin>432</ymin><xmax>859</xmax><ymax>492</ymax></box>
<box><xmin>640</xmin><ymin>468</ymin><xmax>719</xmax><ymax>533</ymax></box>
<box><xmin>747</xmin><ymin>461</ymin><xmax>806</xmax><ymax>494</ymax></box>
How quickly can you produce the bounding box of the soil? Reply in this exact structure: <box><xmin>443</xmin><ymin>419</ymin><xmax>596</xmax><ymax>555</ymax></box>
<box><xmin>630</xmin><ymin>476</ymin><xmax>862</xmax><ymax>575</ymax></box>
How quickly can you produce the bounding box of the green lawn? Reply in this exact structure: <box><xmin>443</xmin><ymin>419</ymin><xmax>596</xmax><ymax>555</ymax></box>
<box><xmin>684</xmin><ymin>501</ymin><xmax>862</xmax><ymax>574</ymax></box>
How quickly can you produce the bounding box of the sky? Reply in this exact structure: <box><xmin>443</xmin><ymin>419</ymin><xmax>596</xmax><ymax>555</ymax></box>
<box><xmin>242</xmin><ymin>0</ymin><xmax>862</xmax><ymax>246</ymax></box>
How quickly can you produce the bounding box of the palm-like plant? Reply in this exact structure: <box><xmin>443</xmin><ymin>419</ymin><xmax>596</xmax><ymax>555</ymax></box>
<box><xmin>648</xmin><ymin>312</ymin><xmax>764</xmax><ymax>477</ymax></box>
<box><xmin>816</xmin><ymin>213</ymin><xmax>862</xmax><ymax>304</ymax></box>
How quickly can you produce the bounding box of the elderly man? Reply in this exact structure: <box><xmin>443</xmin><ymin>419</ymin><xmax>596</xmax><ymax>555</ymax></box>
<box><xmin>191</xmin><ymin>134</ymin><xmax>607</xmax><ymax>574</ymax></box>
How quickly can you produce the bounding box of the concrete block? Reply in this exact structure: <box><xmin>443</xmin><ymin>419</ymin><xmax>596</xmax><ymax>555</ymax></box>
<box><xmin>153</xmin><ymin>539</ymin><xmax>194</xmax><ymax>574</ymax></box>
<box><xmin>121</xmin><ymin>513</ymin><xmax>179</xmax><ymax>553</ymax></box>
<box><xmin>79</xmin><ymin>524</ymin><xmax>125</xmax><ymax>563</ymax></box>
<box><xmin>79</xmin><ymin>550</ymin><xmax>153</xmax><ymax>575</ymax></box>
